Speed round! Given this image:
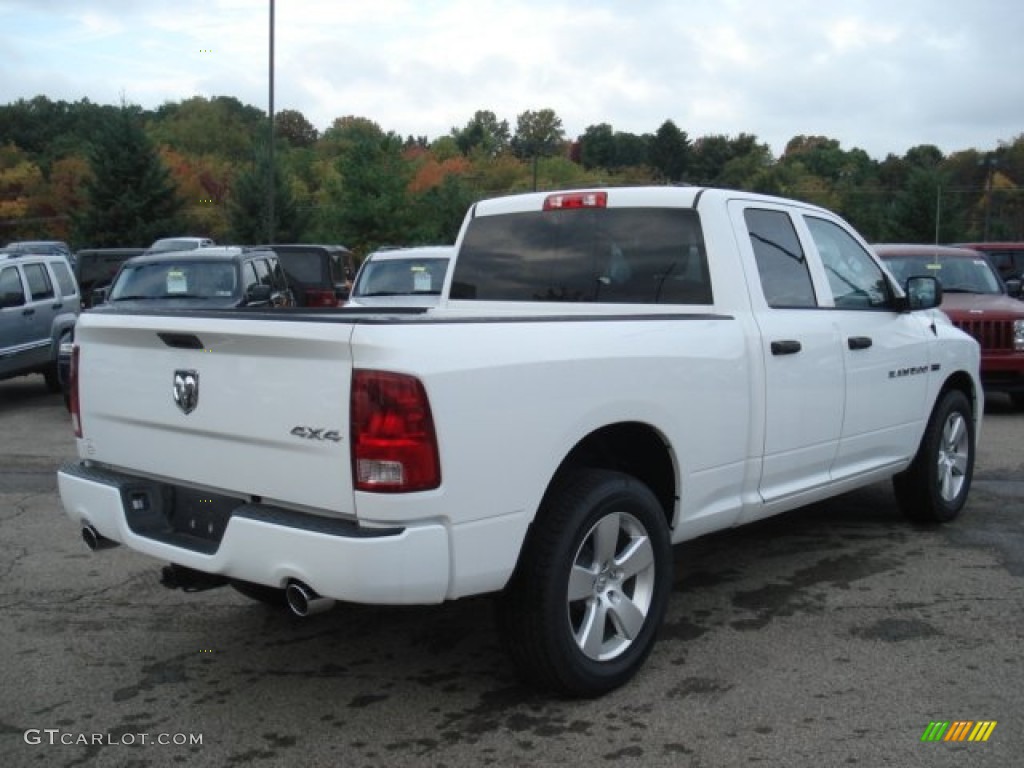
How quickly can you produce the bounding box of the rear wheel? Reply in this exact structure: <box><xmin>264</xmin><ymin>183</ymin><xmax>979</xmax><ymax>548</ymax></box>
<box><xmin>43</xmin><ymin>364</ymin><xmax>61</xmax><ymax>393</ymax></box>
<box><xmin>498</xmin><ymin>469</ymin><xmax>672</xmax><ymax>697</ymax></box>
<box><xmin>893</xmin><ymin>389</ymin><xmax>975</xmax><ymax>523</ymax></box>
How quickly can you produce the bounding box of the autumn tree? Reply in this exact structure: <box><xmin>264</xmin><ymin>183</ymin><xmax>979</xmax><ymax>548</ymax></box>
<box><xmin>148</xmin><ymin>96</ymin><xmax>264</xmax><ymax>161</ymax></box>
<box><xmin>275</xmin><ymin>109</ymin><xmax>319</xmax><ymax>148</ymax></box>
<box><xmin>160</xmin><ymin>147</ymin><xmax>233</xmax><ymax>240</ymax></box>
<box><xmin>75</xmin><ymin>105</ymin><xmax>185</xmax><ymax>247</ymax></box>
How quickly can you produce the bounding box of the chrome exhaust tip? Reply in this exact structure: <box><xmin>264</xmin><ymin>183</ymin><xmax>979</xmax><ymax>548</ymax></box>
<box><xmin>82</xmin><ymin>525</ymin><xmax>118</xmax><ymax>551</ymax></box>
<box><xmin>285</xmin><ymin>581</ymin><xmax>335</xmax><ymax>617</ymax></box>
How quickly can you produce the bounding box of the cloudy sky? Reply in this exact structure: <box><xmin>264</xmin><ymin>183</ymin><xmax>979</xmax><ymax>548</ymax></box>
<box><xmin>1</xmin><ymin>0</ymin><xmax>1021</xmax><ymax>160</ymax></box>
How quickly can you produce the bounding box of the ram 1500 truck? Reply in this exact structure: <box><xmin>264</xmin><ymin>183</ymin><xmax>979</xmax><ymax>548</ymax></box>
<box><xmin>58</xmin><ymin>187</ymin><xmax>982</xmax><ymax>697</ymax></box>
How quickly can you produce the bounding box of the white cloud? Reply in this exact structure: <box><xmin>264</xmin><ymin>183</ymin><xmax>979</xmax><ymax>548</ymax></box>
<box><xmin>0</xmin><ymin>0</ymin><xmax>1022</xmax><ymax>158</ymax></box>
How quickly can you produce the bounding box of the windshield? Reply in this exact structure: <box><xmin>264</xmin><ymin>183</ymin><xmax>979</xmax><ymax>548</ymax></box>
<box><xmin>882</xmin><ymin>255</ymin><xmax>1002</xmax><ymax>295</ymax></box>
<box><xmin>110</xmin><ymin>261</ymin><xmax>238</xmax><ymax>300</ymax></box>
<box><xmin>353</xmin><ymin>257</ymin><xmax>449</xmax><ymax>297</ymax></box>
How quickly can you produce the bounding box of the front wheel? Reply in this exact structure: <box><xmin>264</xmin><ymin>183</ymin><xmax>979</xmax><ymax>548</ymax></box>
<box><xmin>893</xmin><ymin>389</ymin><xmax>975</xmax><ymax>523</ymax></box>
<box><xmin>498</xmin><ymin>469</ymin><xmax>673</xmax><ymax>697</ymax></box>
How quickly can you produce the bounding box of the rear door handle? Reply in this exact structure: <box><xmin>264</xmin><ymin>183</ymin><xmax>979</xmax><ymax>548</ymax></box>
<box><xmin>22</xmin><ymin>308</ymin><xmax>35</xmax><ymax>316</ymax></box>
<box><xmin>847</xmin><ymin>336</ymin><xmax>873</xmax><ymax>350</ymax></box>
<box><xmin>770</xmin><ymin>340</ymin><xmax>802</xmax><ymax>355</ymax></box>
<box><xmin>52</xmin><ymin>302</ymin><xmax>63</xmax><ymax>310</ymax></box>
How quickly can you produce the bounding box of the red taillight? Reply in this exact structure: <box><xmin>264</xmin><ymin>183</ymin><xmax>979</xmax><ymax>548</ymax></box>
<box><xmin>351</xmin><ymin>370</ymin><xmax>440</xmax><ymax>492</ymax></box>
<box><xmin>70</xmin><ymin>345</ymin><xmax>82</xmax><ymax>438</ymax></box>
<box><xmin>543</xmin><ymin>191</ymin><xmax>607</xmax><ymax>211</ymax></box>
<box><xmin>305</xmin><ymin>288</ymin><xmax>339</xmax><ymax>307</ymax></box>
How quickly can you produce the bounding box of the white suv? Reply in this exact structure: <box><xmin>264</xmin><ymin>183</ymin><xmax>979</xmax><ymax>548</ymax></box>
<box><xmin>0</xmin><ymin>251</ymin><xmax>81</xmax><ymax>393</ymax></box>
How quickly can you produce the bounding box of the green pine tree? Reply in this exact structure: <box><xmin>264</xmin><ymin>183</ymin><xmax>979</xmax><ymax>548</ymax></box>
<box><xmin>75</xmin><ymin>105</ymin><xmax>186</xmax><ymax>246</ymax></box>
<box><xmin>228</xmin><ymin>147</ymin><xmax>307</xmax><ymax>244</ymax></box>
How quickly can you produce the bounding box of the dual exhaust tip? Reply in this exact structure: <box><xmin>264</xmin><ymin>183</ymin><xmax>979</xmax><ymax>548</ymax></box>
<box><xmin>285</xmin><ymin>581</ymin><xmax>335</xmax><ymax>617</ymax></box>
<box><xmin>83</xmin><ymin>525</ymin><xmax>334</xmax><ymax>618</ymax></box>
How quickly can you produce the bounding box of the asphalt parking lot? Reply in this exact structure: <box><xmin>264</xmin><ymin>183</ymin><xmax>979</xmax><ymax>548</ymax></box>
<box><xmin>1</xmin><ymin>375</ymin><xmax>1022</xmax><ymax>768</ymax></box>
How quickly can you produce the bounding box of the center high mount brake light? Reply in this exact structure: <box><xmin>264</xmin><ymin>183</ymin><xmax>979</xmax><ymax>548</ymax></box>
<box><xmin>543</xmin><ymin>191</ymin><xmax>608</xmax><ymax>211</ymax></box>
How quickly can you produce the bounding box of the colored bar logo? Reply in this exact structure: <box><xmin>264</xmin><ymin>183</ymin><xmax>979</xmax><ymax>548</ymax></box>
<box><xmin>921</xmin><ymin>721</ymin><xmax>997</xmax><ymax>742</ymax></box>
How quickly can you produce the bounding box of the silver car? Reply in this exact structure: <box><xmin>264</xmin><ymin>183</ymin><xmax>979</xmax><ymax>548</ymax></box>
<box><xmin>346</xmin><ymin>246</ymin><xmax>454</xmax><ymax>308</ymax></box>
<box><xmin>0</xmin><ymin>251</ymin><xmax>80</xmax><ymax>393</ymax></box>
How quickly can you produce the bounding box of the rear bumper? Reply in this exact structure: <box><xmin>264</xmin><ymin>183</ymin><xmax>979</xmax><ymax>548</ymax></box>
<box><xmin>57</xmin><ymin>461</ymin><xmax>451</xmax><ymax>604</ymax></box>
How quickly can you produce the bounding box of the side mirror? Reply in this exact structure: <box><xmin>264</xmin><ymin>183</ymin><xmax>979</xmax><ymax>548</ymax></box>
<box><xmin>1005</xmin><ymin>278</ymin><xmax>1022</xmax><ymax>299</ymax></box>
<box><xmin>904</xmin><ymin>275</ymin><xmax>942</xmax><ymax>311</ymax></box>
<box><xmin>91</xmin><ymin>287</ymin><xmax>108</xmax><ymax>306</ymax></box>
<box><xmin>245</xmin><ymin>284</ymin><xmax>273</xmax><ymax>305</ymax></box>
<box><xmin>334</xmin><ymin>283</ymin><xmax>351</xmax><ymax>301</ymax></box>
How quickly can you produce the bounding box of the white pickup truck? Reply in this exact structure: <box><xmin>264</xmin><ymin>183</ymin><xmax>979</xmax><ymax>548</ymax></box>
<box><xmin>59</xmin><ymin>186</ymin><xmax>981</xmax><ymax>697</ymax></box>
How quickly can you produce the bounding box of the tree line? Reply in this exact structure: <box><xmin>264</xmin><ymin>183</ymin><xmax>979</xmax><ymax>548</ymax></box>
<box><xmin>1</xmin><ymin>94</ymin><xmax>1022</xmax><ymax>258</ymax></box>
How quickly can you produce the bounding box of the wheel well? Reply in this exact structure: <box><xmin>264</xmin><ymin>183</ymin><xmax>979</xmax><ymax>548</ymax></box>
<box><xmin>941</xmin><ymin>371</ymin><xmax>979</xmax><ymax>416</ymax></box>
<box><xmin>549</xmin><ymin>422</ymin><xmax>676</xmax><ymax>525</ymax></box>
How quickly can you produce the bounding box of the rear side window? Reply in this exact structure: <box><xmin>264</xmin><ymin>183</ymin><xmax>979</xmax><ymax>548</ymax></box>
<box><xmin>23</xmin><ymin>262</ymin><xmax>55</xmax><ymax>301</ymax></box>
<box><xmin>50</xmin><ymin>259</ymin><xmax>78</xmax><ymax>299</ymax></box>
<box><xmin>269</xmin><ymin>258</ymin><xmax>288</xmax><ymax>290</ymax></box>
<box><xmin>252</xmin><ymin>258</ymin><xmax>272</xmax><ymax>286</ymax></box>
<box><xmin>241</xmin><ymin>262</ymin><xmax>260</xmax><ymax>295</ymax></box>
<box><xmin>452</xmin><ymin>207</ymin><xmax>711</xmax><ymax>304</ymax></box>
<box><xmin>277</xmin><ymin>250</ymin><xmax>324</xmax><ymax>284</ymax></box>
<box><xmin>983</xmin><ymin>248</ymin><xmax>1024</xmax><ymax>279</ymax></box>
<box><xmin>744</xmin><ymin>208</ymin><xmax>816</xmax><ymax>308</ymax></box>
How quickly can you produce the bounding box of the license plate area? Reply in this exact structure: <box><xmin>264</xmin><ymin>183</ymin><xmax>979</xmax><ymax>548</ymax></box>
<box><xmin>120</xmin><ymin>481</ymin><xmax>243</xmax><ymax>554</ymax></box>
<box><xmin>168</xmin><ymin>487</ymin><xmax>238</xmax><ymax>543</ymax></box>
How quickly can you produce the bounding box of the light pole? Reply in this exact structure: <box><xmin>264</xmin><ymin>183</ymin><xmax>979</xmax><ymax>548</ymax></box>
<box><xmin>267</xmin><ymin>0</ymin><xmax>275</xmax><ymax>244</ymax></box>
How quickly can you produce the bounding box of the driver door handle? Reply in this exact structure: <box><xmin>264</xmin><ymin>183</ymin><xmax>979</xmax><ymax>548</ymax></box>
<box><xmin>847</xmin><ymin>336</ymin><xmax>873</xmax><ymax>350</ymax></box>
<box><xmin>770</xmin><ymin>340</ymin><xmax>802</xmax><ymax>356</ymax></box>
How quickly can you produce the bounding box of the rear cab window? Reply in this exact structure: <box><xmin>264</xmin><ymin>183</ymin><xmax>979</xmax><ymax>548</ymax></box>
<box><xmin>452</xmin><ymin>206</ymin><xmax>712</xmax><ymax>304</ymax></box>
<box><xmin>744</xmin><ymin>209</ymin><xmax>817</xmax><ymax>308</ymax></box>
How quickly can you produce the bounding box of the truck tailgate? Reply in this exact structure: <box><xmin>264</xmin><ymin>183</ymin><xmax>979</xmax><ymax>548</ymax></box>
<box><xmin>74</xmin><ymin>311</ymin><xmax>356</xmax><ymax>516</ymax></box>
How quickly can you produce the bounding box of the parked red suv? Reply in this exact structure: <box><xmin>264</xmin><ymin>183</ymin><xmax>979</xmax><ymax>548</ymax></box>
<box><xmin>876</xmin><ymin>244</ymin><xmax>1024</xmax><ymax>408</ymax></box>
<box><xmin>262</xmin><ymin>244</ymin><xmax>355</xmax><ymax>307</ymax></box>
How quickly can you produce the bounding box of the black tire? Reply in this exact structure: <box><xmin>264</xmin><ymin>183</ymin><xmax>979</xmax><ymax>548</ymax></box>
<box><xmin>497</xmin><ymin>469</ymin><xmax>673</xmax><ymax>697</ymax></box>
<box><xmin>893</xmin><ymin>389</ymin><xmax>975</xmax><ymax>523</ymax></box>
<box><xmin>229</xmin><ymin>579</ymin><xmax>288</xmax><ymax>608</ymax></box>
<box><xmin>43</xmin><ymin>364</ymin><xmax>61</xmax><ymax>393</ymax></box>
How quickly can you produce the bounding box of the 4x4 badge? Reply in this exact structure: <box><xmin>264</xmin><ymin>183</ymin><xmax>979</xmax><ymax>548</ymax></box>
<box><xmin>173</xmin><ymin>370</ymin><xmax>200</xmax><ymax>414</ymax></box>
